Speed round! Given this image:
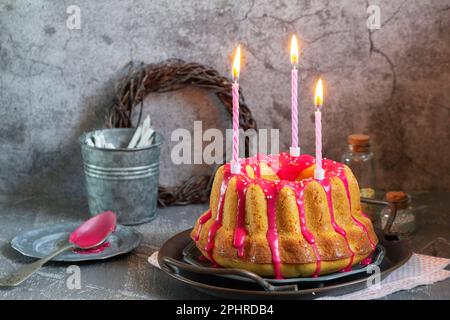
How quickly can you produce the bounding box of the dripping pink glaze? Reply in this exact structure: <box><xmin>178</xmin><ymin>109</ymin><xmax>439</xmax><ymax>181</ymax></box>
<box><xmin>204</xmin><ymin>176</ymin><xmax>230</xmax><ymax>266</ymax></box>
<box><xmin>293</xmin><ymin>185</ymin><xmax>322</xmax><ymax>277</ymax></box>
<box><xmin>351</xmin><ymin>216</ymin><xmax>377</xmax><ymax>250</ymax></box>
<box><xmin>193</xmin><ymin>210</ymin><xmax>212</xmax><ymax>241</ymax></box>
<box><xmin>251</xmin><ymin>154</ymin><xmax>316</xmax><ymax>278</ymax></box>
<box><xmin>360</xmin><ymin>256</ymin><xmax>373</xmax><ymax>266</ymax></box>
<box><xmin>360</xmin><ymin>211</ymin><xmax>370</xmax><ymax>219</ymax></box>
<box><xmin>331</xmin><ymin>163</ymin><xmax>377</xmax><ymax>251</ymax></box>
<box><xmin>320</xmin><ymin>178</ymin><xmax>355</xmax><ymax>272</ymax></box>
<box><xmin>195</xmin><ymin>152</ymin><xmax>375</xmax><ymax>278</ymax></box>
<box><xmin>258</xmin><ymin>179</ymin><xmax>283</xmax><ymax>279</ymax></box>
<box><xmin>73</xmin><ymin>241</ymin><xmax>110</xmax><ymax>254</ymax></box>
<box><xmin>233</xmin><ymin>178</ymin><xmax>249</xmax><ymax>257</ymax></box>
<box><xmin>203</xmin><ymin>163</ymin><xmax>249</xmax><ymax>265</ymax></box>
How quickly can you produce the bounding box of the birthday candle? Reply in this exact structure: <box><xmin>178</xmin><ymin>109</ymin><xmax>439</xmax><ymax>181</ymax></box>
<box><xmin>231</xmin><ymin>45</ymin><xmax>241</xmax><ymax>174</ymax></box>
<box><xmin>290</xmin><ymin>35</ymin><xmax>300</xmax><ymax>157</ymax></box>
<box><xmin>314</xmin><ymin>78</ymin><xmax>325</xmax><ymax>180</ymax></box>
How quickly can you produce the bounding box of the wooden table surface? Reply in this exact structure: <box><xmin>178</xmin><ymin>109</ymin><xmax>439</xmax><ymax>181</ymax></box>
<box><xmin>0</xmin><ymin>193</ymin><xmax>449</xmax><ymax>300</ymax></box>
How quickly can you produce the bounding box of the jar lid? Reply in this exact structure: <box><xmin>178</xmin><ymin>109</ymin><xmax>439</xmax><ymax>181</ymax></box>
<box><xmin>386</xmin><ymin>191</ymin><xmax>407</xmax><ymax>202</ymax></box>
<box><xmin>386</xmin><ymin>191</ymin><xmax>410</xmax><ymax>209</ymax></box>
<box><xmin>348</xmin><ymin>134</ymin><xmax>370</xmax><ymax>147</ymax></box>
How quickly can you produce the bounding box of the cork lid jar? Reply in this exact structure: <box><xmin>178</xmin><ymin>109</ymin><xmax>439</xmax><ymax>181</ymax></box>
<box><xmin>348</xmin><ymin>134</ymin><xmax>371</xmax><ymax>153</ymax></box>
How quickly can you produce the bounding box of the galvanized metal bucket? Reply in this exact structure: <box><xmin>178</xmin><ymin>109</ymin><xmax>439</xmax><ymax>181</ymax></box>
<box><xmin>79</xmin><ymin>128</ymin><xmax>164</xmax><ymax>225</ymax></box>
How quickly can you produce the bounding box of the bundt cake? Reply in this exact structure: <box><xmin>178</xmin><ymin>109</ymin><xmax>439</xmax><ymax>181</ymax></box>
<box><xmin>191</xmin><ymin>153</ymin><xmax>378</xmax><ymax>278</ymax></box>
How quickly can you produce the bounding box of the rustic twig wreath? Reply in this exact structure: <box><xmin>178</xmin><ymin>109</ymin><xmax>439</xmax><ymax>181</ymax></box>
<box><xmin>106</xmin><ymin>59</ymin><xmax>257</xmax><ymax>206</ymax></box>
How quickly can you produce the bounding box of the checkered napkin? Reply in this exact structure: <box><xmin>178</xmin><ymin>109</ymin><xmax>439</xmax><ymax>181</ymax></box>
<box><xmin>318</xmin><ymin>253</ymin><xmax>450</xmax><ymax>300</ymax></box>
<box><xmin>148</xmin><ymin>252</ymin><xmax>449</xmax><ymax>300</ymax></box>
<box><xmin>148</xmin><ymin>251</ymin><xmax>161</xmax><ymax>269</ymax></box>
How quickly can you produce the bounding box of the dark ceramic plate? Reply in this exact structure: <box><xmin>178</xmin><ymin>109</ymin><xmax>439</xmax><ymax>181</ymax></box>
<box><xmin>182</xmin><ymin>241</ymin><xmax>385</xmax><ymax>285</ymax></box>
<box><xmin>11</xmin><ymin>223</ymin><xmax>142</xmax><ymax>262</ymax></box>
<box><xmin>157</xmin><ymin>229</ymin><xmax>412</xmax><ymax>299</ymax></box>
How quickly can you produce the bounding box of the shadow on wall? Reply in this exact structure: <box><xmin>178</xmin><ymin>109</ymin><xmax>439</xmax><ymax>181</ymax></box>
<box><xmin>9</xmin><ymin>64</ymin><xmax>130</xmax><ymax>202</ymax></box>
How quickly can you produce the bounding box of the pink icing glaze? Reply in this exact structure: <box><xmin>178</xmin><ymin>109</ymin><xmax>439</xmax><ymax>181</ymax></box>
<box><xmin>360</xmin><ymin>256</ymin><xmax>373</xmax><ymax>266</ymax></box>
<box><xmin>194</xmin><ymin>152</ymin><xmax>375</xmax><ymax>278</ymax></box>
<box><xmin>293</xmin><ymin>185</ymin><xmax>322</xmax><ymax>277</ymax></box>
<box><xmin>320</xmin><ymin>178</ymin><xmax>355</xmax><ymax>272</ymax></box>
<box><xmin>73</xmin><ymin>241</ymin><xmax>110</xmax><ymax>254</ymax></box>
<box><xmin>275</xmin><ymin>153</ymin><xmax>313</xmax><ymax>181</ymax></box>
<box><xmin>335</xmin><ymin>168</ymin><xmax>377</xmax><ymax>251</ymax></box>
<box><xmin>204</xmin><ymin>177</ymin><xmax>230</xmax><ymax>265</ymax></box>
<box><xmin>352</xmin><ymin>216</ymin><xmax>377</xmax><ymax>250</ymax></box>
<box><xmin>360</xmin><ymin>211</ymin><xmax>370</xmax><ymax>219</ymax></box>
<box><xmin>233</xmin><ymin>178</ymin><xmax>249</xmax><ymax>257</ymax></box>
<box><xmin>258</xmin><ymin>179</ymin><xmax>282</xmax><ymax>279</ymax></box>
<box><xmin>193</xmin><ymin>210</ymin><xmax>212</xmax><ymax>241</ymax></box>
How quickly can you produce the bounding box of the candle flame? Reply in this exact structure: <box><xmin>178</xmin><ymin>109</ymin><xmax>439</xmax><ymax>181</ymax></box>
<box><xmin>314</xmin><ymin>78</ymin><xmax>323</xmax><ymax>107</ymax></box>
<box><xmin>290</xmin><ymin>35</ymin><xmax>299</xmax><ymax>65</ymax></box>
<box><xmin>232</xmin><ymin>45</ymin><xmax>241</xmax><ymax>81</ymax></box>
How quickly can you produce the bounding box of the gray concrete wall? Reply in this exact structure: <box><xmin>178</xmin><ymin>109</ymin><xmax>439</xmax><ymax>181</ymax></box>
<box><xmin>0</xmin><ymin>0</ymin><xmax>449</xmax><ymax>197</ymax></box>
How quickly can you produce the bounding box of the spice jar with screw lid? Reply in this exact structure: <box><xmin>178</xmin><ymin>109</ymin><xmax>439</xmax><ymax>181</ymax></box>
<box><xmin>381</xmin><ymin>191</ymin><xmax>415</xmax><ymax>236</ymax></box>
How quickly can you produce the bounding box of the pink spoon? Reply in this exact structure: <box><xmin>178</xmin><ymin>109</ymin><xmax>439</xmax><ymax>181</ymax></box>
<box><xmin>69</xmin><ymin>211</ymin><xmax>117</xmax><ymax>248</ymax></box>
<box><xmin>0</xmin><ymin>211</ymin><xmax>117</xmax><ymax>287</ymax></box>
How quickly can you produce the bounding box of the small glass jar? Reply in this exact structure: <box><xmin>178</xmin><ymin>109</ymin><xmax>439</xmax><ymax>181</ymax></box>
<box><xmin>341</xmin><ymin>134</ymin><xmax>377</xmax><ymax>220</ymax></box>
<box><xmin>380</xmin><ymin>191</ymin><xmax>415</xmax><ymax>236</ymax></box>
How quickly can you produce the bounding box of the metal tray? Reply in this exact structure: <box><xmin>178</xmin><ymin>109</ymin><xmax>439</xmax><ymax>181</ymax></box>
<box><xmin>182</xmin><ymin>241</ymin><xmax>386</xmax><ymax>285</ymax></box>
<box><xmin>158</xmin><ymin>228</ymin><xmax>412</xmax><ymax>299</ymax></box>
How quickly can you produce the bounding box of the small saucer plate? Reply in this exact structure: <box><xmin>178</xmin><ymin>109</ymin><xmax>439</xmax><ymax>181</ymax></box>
<box><xmin>11</xmin><ymin>223</ymin><xmax>142</xmax><ymax>262</ymax></box>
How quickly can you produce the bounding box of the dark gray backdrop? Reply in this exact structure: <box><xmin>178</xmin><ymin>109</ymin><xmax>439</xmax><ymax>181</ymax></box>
<box><xmin>1</xmin><ymin>0</ymin><xmax>449</xmax><ymax>198</ymax></box>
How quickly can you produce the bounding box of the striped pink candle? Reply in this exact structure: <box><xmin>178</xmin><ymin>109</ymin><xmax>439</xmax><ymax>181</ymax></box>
<box><xmin>291</xmin><ymin>68</ymin><xmax>298</xmax><ymax>150</ymax></box>
<box><xmin>290</xmin><ymin>35</ymin><xmax>300</xmax><ymax>157</ymax></box>
<box><xmin>232</xmin><ymin>81</ymin><xmax>240</xmax><ymax>166</ymax></box>
<box><xmin>314</xmin><ymin>78</ymin><xmax>325</xmax><ymax>180</ymax></box>
<box><xmin>315</xmin><ymin>109</ymin><xmax>322</xmax><ymax>170</ymax></box>
<box><xmin>231</xmin><ymin>45</ymin><xmax>241</xmax><ymax>174</ymax></box>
